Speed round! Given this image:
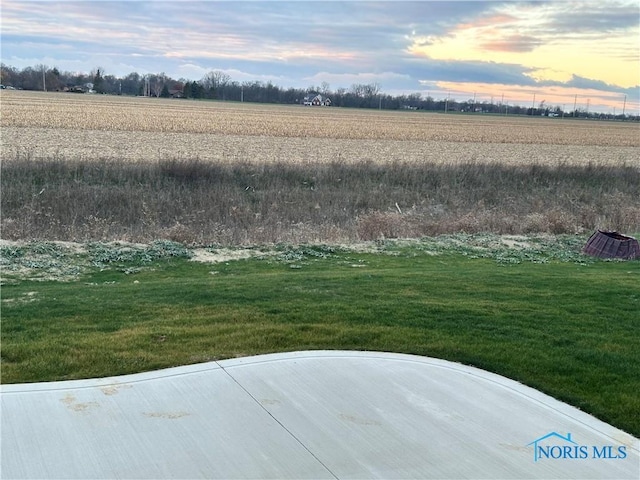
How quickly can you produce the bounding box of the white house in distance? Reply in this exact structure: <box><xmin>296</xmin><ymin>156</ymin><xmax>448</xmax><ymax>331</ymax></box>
<box><xmin>302</xmin><ymin>94</ymin><xmax>331</xmax><ymax>106</ymax></box>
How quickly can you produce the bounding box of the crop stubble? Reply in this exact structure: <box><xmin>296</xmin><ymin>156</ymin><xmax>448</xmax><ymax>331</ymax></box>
<box><xmin>2</xmin><ymin>90</ymin><xmax>638</xmax><ymax>166</ymax></box>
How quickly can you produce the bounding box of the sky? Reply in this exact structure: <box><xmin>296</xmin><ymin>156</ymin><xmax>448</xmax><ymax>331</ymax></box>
<box><xmin>1</xmin><ymin>0</ymin><xmax>639</xmax><ymax>114</ymax></box>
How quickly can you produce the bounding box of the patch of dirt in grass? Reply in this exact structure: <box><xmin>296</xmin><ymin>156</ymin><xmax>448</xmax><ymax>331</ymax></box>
<box><xmin>1</xmin><ymin>291</ymin><xmax>40</xmax><ymax>305</ymax></box>
<box><xmin>190</xmin><ymin>248</ymin><xmax>266</xmax><ymax>264</ymax></box>
<box><xmin>189</xmin><ymin>243</ymin><xmax>386</xmax><ymax>264</ymax></box>
<box><xmin>500</xmin><ymin>236</ymin><xmax>533</xmax><ymax>249</ymax></box>
<box><xmin>333</xmin><ymin>242</ymin><xmax>385</xmax><ymax>254</ymax></box>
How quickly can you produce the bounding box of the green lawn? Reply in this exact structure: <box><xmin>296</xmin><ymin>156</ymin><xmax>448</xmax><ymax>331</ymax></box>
<box><xmin>1</xmin><ymin>238</ymin><xmax>638</xmax><ymax>436</ymax></box>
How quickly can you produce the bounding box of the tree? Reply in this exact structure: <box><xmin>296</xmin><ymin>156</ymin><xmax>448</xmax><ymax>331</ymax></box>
<box><xmin>150</xmin><ymin>73</ymin><xmax>166</xmax><ymax>97</ymax></box>
<box><xmin>120</xmin><ymin>72</ymin><xmax>141</xmax><ymax>96</ymax></box>
<box><xmin>264</xmin><ymin>81</ymin><xmax>279</xmax><ymax>102</ymax></box>
<box><xmin>100</xmin><ymin>74</ymin><xmax>120</xmax><ymax>94</ymax></box>
<box><xmin>201</xmin><ymin>70</ymin><xmax>231</xmax><ymax>99</ymax></box>
<box><xmin>350</xmin><ymin>83</ymin><xmax>380</xmax><ymax>98</ymax></box>
<box><xmin>350</xmin><ymin>83</ymin><xmax>366</xmax><ymax>97</ymax></box>
<box><xmin>0</xmin><ymin>63</ymin><xmax>17</xmax><ymax>86</ymax></box>
<box><xmin>189</xmin><ymin>81</ymin><xmax>203</xmax><ymax>99</ymax></box>
<box><xmin>91</xmin><ymin>67</ymin><xmax>105</xmax><ymax>93</ymax></box>
<box><xmin>18</xmin><ymin>66</ymin><xmax>42</xmax><ymax>90</ymax></box>
<box><xmin>364</xmin><ymin>83</ymin><xmax>381</xmax><ymax>98</ymax></box>
<box><xmin>332</xmin><ymin>87</ymin><xmax>347</xmax><ymax>107</ymax></box>
<box><xmin>346</xmin><ymin>83</ymin><xmax>381</xmax><ymax>107</ymax></box>
<box><xmin>41</xmin><ymin>66</ymin><xmax>62</xmax><ymax>91</ymax></box>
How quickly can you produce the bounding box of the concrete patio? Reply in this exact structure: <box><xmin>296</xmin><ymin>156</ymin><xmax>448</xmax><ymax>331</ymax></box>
<box><xmin>1</xmin><ymin>351</ymin><xmax>638</xmax><ymax>479</ymax></box>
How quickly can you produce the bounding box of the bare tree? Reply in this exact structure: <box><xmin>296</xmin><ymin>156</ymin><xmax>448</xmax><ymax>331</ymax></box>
<box><xmin>201</xmin><ymin>70</ymin><xmax>231</xmax><ymax>98</ymax></box>
<box><xmin>364</xmin><ymin>82</ymin><xmax>381</xmax><ymax>97</ymax></box>
<box><xmin>151</xmin><ymin>73</ymin><xmax>166</xmax><ymax>97</ymax></box>
<box><xmin>141</xmin><ymin>74</ymin><xmax>151</xmax><ymax>97</ymax></box>
<box><xmin>0</xmin><ymin>63</ymin><xmax>19</xmax><ymax>87</ymax></box>
<box><xmin>350</xmin><ymin>83</ymin><xmax>365</xmax><ymax>97</ymax></box>
<box><xmin>350</xmin><ymin>83</ymin><xmax>381</xmax><ymax>98</ymax></box>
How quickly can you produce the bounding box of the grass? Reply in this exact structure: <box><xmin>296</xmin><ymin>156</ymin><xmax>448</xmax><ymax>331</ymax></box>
<box><xmin>2</xmin><ymin>156</ymin><xmax>639</xmax><ymax>243</ymax></box>
<box><xmin>1</xmin><ymin>237</ymin><xmax>639</xmax><ymax>437</ymax></box>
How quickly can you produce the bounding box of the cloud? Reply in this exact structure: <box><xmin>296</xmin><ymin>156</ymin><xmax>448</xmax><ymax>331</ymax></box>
<box><xmin>303</xmin><ymin>71</ymin><xmax>412</xmax><ymax>89</ymax></box>
<box><xmin>480</xmin><ymin>34</ymin><xmax>545</xmax><ymax>53</ymax></box>
<box><xmin>1</xmin><ymin>0</ymin><xmax>637</xmax><ymax>113</ymax></box>
<box><xmin>544</xmin><ymin>0</ymin><xmax>640</xmax><ymax>34</ymax></box>
<box><xmin>411</xmin><ymin>58</ymin><xmax>533</xmax><ymax>86</ymax></box>
<box><xmin>563</xmin><ymin>75</ymin><xmax>639</xmax><ymax>98</ymax></box>
<box><xmin>415</xmin><ymin>56</ymin><xmax>639</xmax><ymax>93</ymax></box>
<box><xmin>1</xmin><ymin>1</ymin><xmax>492</xmax><ymax>68</ymax></box>
<box><xmin>525</xmin><ymin>67</ymin><xmax>574</xmax><ymax>83</ymax></box>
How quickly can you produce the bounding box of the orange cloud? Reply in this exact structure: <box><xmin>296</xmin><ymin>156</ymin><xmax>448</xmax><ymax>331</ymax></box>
<box><xmin>481</xmin><ymin>35</ymin><xmax>544</xmax><ymax>53</ymax></box>
<box><xmin>456</xmin><ymin>14</ymin><xmax>518</xmax><ymax>31</ymax></box>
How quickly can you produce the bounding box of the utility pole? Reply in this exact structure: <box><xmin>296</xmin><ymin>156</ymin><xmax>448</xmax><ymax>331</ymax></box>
<box><xmin>531</xmin><ymin>93</ymin><xmax>536</xmax><ymax>113</ymax></box>
<box><xmin>573</xmin><ymin>94</ymin><xmax>577</xmax><ymax>117</ymax></box>
<box><xmin>622</xmin><ymin>94</ymin><xmax>627</xmax><ymax>117</ymax></box>
<box><xmin>42</xmin><ymin>65</ymin><xmax>46</xmax><ymax>92</ymax></box>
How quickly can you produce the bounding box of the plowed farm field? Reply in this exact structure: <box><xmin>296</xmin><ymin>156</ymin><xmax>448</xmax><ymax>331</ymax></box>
<box><xmin>1</xmin><ymin>90</ymin><xmax>638</xmax><ymax>165</ymax></box>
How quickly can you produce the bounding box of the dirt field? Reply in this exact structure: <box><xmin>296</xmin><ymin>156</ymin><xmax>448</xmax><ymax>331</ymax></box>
<box><xmin>2</xmin><ymin>90</ymin><xmax>638</xmax><ymax>166</ymax></box>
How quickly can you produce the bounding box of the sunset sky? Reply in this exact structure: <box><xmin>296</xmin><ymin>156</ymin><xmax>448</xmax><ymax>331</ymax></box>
<box><xmin>1</xmin><ymin>0</ymin><xmax>638</xmax><ymax>113</ymax></box>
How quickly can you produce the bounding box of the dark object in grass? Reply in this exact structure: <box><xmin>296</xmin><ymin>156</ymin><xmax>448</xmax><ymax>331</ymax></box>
<box><xmin>583</xmin><ymin>230</ymin><xmax>640</xmax><ymax>260</ymax></box>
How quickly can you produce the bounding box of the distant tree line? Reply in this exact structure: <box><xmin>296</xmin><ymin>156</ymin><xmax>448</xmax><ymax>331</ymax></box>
<box><xmin>0</xmin><ymin>63</ymin><xmax>635</xmax><ymax>120</ymax></box>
